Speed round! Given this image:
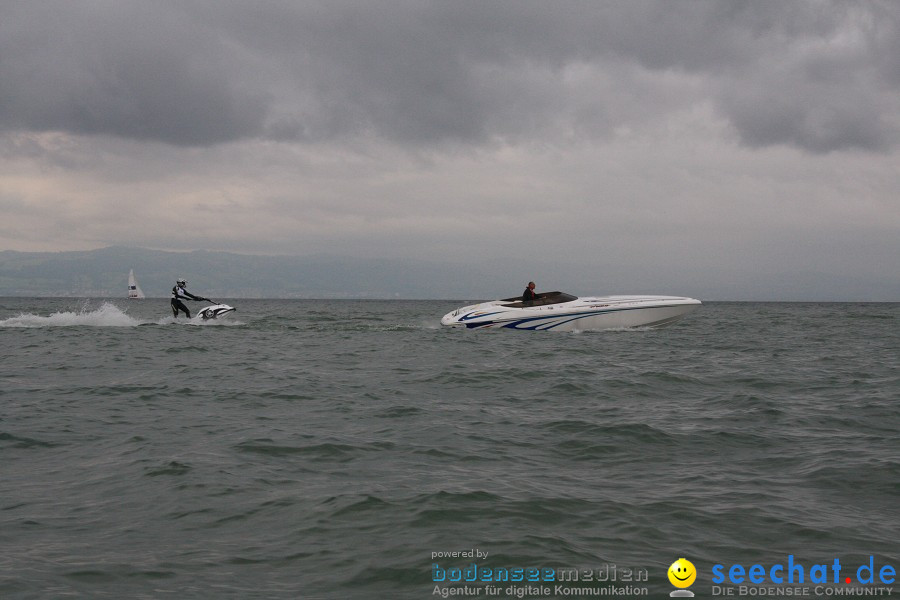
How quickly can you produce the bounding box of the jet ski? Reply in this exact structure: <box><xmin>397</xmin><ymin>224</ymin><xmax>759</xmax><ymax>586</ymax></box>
<box><xmin>441</xmin><ymin>292</ymin><xmax>700</xmax><ymax>331</ymax></box>
<box><xmin>197</xmin><ymin>303</ymin><xmax>236</xmax><ymax>320</ymax></box>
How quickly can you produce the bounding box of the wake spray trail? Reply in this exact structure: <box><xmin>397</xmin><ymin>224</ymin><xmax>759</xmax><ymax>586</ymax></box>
<box><xmin>0</xmin><ymin>302</ymin><xmax>143</xmax><ymax>328</ymax></box>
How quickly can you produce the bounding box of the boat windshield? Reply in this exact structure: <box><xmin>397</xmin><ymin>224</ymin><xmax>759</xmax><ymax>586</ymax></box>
<box><xmin>501</xmin><ymin>291</ymin><xmax>577</xmax><ymax>308</ymax></box>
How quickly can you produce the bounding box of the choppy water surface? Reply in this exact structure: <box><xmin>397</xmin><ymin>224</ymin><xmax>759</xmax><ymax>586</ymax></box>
<box><xmin>1</xmin><ymin>299</ymin><xmax>898</xmax><ymax>599</ymax></box>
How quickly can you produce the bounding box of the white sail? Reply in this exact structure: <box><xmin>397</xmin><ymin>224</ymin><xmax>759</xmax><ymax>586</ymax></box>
<box><xmin>128</xmin><ymin>269</ymin><xmax>145</xmax><ymax>299</ymax></box>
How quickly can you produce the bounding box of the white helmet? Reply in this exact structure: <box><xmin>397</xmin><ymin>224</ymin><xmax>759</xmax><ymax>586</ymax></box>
<box><xmin>177</xmin><ymin>278</ymin><xmax>187</xmax><ymax>286</ymax></box>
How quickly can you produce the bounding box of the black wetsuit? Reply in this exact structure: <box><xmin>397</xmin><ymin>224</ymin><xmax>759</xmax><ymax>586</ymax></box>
<box><xmin>522</xmin><ymin>288</ymin><xmax>536</xmax><ymax>302</ymax></box>
<box><xmin>171</xmin><ymin>285</ymin><xmax>205</xmax><ymax>318</ymax></box>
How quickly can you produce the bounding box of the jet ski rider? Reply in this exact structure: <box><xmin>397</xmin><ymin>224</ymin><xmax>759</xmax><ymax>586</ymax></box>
<box><xmin>171</xmin><ymin>278</ymin><xmax>210</xmax><ymax>318</ymax></box>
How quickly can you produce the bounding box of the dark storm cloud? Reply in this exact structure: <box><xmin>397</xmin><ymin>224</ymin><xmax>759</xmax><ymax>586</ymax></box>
<box><xmin>2</xmin><ymin>0</ymin><xmax>898</xmax><ymax>152</ymax></box>
<box><xmin>0</xmin><ymin>1</ymin><xmax>267</xmax><ymax>146</ymax></box>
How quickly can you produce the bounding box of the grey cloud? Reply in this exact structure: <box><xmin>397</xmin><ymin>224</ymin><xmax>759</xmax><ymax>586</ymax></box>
<box><xmin>2</xmin><ymin>1</ymin><xmax>898</xmax><ymax>152</ymax></box>
<box><xmin>719</xmin><ymin>76</ymin><xmax>892</xmax><ymax>153</ymax></box>
<box><xmin>0</xmin><ymin>1</ymin><xmax>268</xmax><ymax>146</ymax></box>
<box><xmin>710</xmin><ymin>2</ymin><xmax>900</xmax><ymax>153</ymax></box>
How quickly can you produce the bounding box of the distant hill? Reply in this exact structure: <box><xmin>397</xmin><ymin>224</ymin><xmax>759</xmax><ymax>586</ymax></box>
<box><xmin>0</xmin><ymin>247</ymin><xmax>497</xmax><ymax>299</ymax></box>
<box><xmin>2</xmin><ymin>246</ymin><xmax>897</xmax><ymax>301</ymax></box>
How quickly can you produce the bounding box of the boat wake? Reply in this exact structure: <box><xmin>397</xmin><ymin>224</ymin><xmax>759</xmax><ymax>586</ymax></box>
<box><xmin>0</xmin><ymin>302</ymin><xmax>242</xmax><ymax>328</ymax></box>
<box><xmin>0</xmin><ymin>302</ymin><xmax>142</xmax><ymax>328</ymax></box>
<box><xmin>158</xmin><ymin>316</ymin><xmax>245</xmax><ymax>327</ymax></box>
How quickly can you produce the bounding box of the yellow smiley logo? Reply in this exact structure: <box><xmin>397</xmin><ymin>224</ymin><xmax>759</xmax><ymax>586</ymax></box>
<box><xmin>668</xmin><ymin>558</ymin><xmax>697</xmax><ymax>588</ymax></box>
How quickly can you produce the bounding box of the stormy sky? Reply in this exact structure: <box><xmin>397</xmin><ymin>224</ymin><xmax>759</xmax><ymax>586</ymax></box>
<box><xmin>1</xmin><ymin>1</ymin><xmax>898</xmax><ymax>299</ymax></box>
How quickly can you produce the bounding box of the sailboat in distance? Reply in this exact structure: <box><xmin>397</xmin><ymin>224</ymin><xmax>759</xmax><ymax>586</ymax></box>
<box><xmin>128</xmin><ymin>269</ymin><xmax>145</xmax><ymax>299</ymax></box>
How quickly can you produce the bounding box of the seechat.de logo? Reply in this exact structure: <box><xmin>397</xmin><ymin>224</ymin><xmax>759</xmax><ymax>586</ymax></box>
<box><xmin>668</xmin><ymin>558</ymin><xmax>697</xmax><ymax>597</ymax></box>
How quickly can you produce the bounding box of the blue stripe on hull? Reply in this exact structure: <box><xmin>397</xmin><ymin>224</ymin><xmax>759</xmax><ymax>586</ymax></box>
<box><xmin>461</xmin><ymin>305</ymin><xmax>684</xmax><ymax>330</ymax></box>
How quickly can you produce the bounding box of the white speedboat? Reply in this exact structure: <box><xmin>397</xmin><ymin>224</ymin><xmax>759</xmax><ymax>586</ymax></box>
<box><xmin>441</xmin><ymin>292</ymin><xmax>700</xmax><ymax>331</ymax></box>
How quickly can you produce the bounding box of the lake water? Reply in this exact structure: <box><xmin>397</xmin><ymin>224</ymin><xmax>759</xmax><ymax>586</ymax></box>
<box><xmin>1</xmin><ymin>298</ymin><xmax>898</xmax><ymax>599</ymax></box>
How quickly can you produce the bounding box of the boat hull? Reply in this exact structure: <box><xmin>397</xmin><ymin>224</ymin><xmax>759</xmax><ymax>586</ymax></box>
<box><xmin>441</xmin><ymin>295</ymin><xmax>700</xmax><ymax>331</ymax></box>
<box><xmin>197</xmin><ymin>304</ymin><xmax>236</xmax><ymax>320</ymax></box>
